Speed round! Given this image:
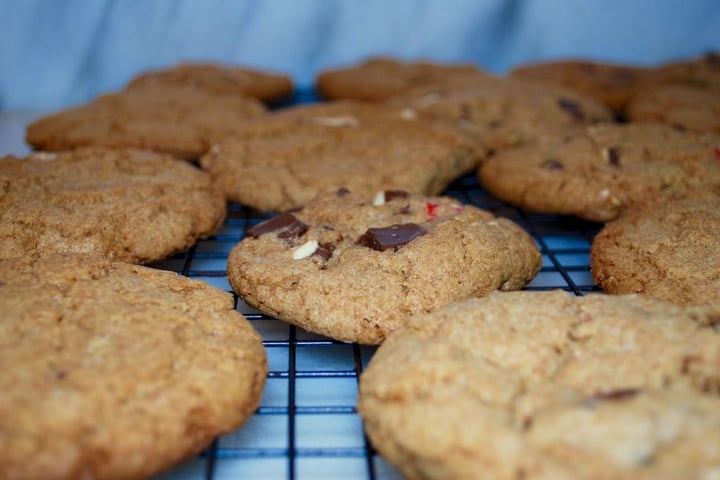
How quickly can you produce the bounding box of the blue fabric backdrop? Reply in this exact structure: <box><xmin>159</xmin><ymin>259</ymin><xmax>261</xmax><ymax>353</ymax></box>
<box><xmin>1</xmin><ymin>0</ymin><xmax>719</xmax><ymax>110</ymax></box>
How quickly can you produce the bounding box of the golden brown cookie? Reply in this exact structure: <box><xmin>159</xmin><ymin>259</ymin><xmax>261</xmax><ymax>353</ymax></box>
<box><xmin>200</xmin><ymin>100</ymin><xmax>484</xmax><ymax>212</ymax></box>
<box><xmin>126</xmin><ymin>62</ymin><xmax>294</xmax><ymax>103</ymax></box>
<box><xmin>227</xmin><ymin>190</ymin><xmax>541</xmax><ymax>344</ymax></box>
<box><xmin>315</xmin><ymin>56</ymin><xmax>493</xmax><ymax>101</ymax></box>
<box><xmin>26</xmin><ymin>84</ymin><xmax>267</xmax><ymax>160</ymax></box>
<box><xmin>358</xmin><ymin>290</ymin><xmax>720</xmax><ymax>480</ymax></box>
<box><xmin>508</xmin><ymin>58</ymin><xmax>652</xmax><ymax>114</ymax></box>
<box><xmin>0</xmin><ymin>254</ymin><xmax>268</xmax><ymax>480</ymax></box>
<box><xmin>591</xmin><ymin>197</ymin><xmax>720</xmax><ymax>305</ymax></box>
<box><xmin>626</xmin><ymin>83</ymin><xmax>720</xmax><ymax>133</ymax></box>
<box><xmin>389</xmin><ymin>75</ymin><xmax>614</xmax><ymax>153</ymax></box>
<box><xmin>478</xmin><ymin>122</ymin><xmax>720</xmax><ymax>221</ymax></box>
<box><xmin>0</xmin><ymin>148</ymin><xmax>226</xmax><ymax>263</ymax></box>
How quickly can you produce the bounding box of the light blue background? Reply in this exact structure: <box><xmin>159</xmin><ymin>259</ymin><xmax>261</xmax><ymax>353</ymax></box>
<box><xmin>1</xmin><ymin>0</ymin><xmax>719</xmax><ymax>110</ymax></box>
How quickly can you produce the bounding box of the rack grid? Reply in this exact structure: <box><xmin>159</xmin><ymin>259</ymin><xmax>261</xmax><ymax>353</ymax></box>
<box><xmin>151</xmin><ymin>160</ymin><xmax>603</xmax><ymax>480</ymax></box>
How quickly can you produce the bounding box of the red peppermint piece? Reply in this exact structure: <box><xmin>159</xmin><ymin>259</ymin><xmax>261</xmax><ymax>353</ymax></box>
<box><xmin>426</xmin><ymin>202</ymin><xmax>438</xmax><ymax>219</ymax></box>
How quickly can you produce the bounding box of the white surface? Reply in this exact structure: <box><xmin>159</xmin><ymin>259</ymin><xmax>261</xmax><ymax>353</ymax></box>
<box><xmin>0</xmin><ymin>110</ymin><xmax>43</xmax><ymax>156</ymax></box>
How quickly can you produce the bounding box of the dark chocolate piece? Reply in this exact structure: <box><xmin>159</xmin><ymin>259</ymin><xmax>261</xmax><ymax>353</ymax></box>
<box><xmin>247</xmin><ymin>212</ymin><xmax>308</xmax><ymax>239</ymax></box>
<box><xmin>584</xmin><ymin>388</ymin><xmax>640</xmax><ymax>407</ymax></box>
<box><xmin>557</xmin><ymin>97</ymin><xmax>584</xmax><ymax>121</ymax></box>
<box><xmin>357</xmin><ymin>223</ymin><xmax>426</xmax><ymax>252</ymax></box>
<box><xmin>384</xmin><ymin>190</ymin><xmax>409</xmax><ymax>201</ymax></box>
<box><xmin>606</xmin><ymin>146</ymin><xmax>621</xmax><ymax>166</ymax></box>
<box><xmin>314</xmin><ymin>242</ymin><xmax>336</xmax><ymax>260</ymax></box>
<box><xmin>336</xmin><ymin>187</ymin><xmax>351</xmax><ymax>197</ymax></box>
<box><xmin>540</xmin><ymin>158</ymin><xmax>564</xmax><ymax>170</ymax></box>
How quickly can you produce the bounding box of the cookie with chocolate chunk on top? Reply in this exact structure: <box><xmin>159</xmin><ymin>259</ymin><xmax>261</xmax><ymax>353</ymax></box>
<box><xmin>358</xmin><ymin>290</ymin><xmax>720</xmax><ymax>480</ymax></box>
<box><xmin>478</xmin><ymin>122</ymin><xmax>720</xmax><ymax>222</ymax></box>
<box><xmin>508</xmin><ymin>59</ymin><xmax>652</xmax><ymax>114</ymax></box>
<box><xmin>126</xmin><ymin>62</ymin><xmax>294</xmax><ymax>103</ymax></box>
<box><xmin>388</xmin><ymin>75</ymin><xmax>614</xmax><ymax>154</ymax></box>
<box><xmin>200</xmin><ymin>101</ymin><xmax>484</xmax><ymax>212</ymax></box>
<box><xmin>228</xmin><ymin>190</ymin><xmax>541</xmax><ymax>344</ymax></box>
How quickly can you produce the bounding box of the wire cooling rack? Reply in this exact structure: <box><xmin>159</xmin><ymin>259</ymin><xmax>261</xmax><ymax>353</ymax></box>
<box><xmin>149</xmin><ymin>90</ymin><xmax>603</xmax><ymax>480</ymax></box>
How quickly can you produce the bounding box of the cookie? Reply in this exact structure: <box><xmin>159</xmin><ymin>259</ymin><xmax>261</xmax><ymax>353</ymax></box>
<box><xmin>358</xmin><ymin>290</ymin><xmax>720</xmax><ymax>480</ymax></box>
<box><xmin>389</xmin><ymin>75</ymin><xmax>614</xmax><ymax>153</ymax></box>
<box><xmin>126</xmin><ymin>62</ymin><xmax>294</xmax><ymax>103</ymax></box>
<box><xmin>0</xmin><ymin>254</ymin><xmax>267</xmax><ymax>480</ymax></box>
<box><xmin>26</xmin><ymin>84</ymin><xmax>267</xmax><ymax>160</ymax></box>
<box><xmin>200</xmin><ymin>100</ymin><xmax>484</xmax><ymax>212</ymax></box>
<box><xmin>227</xmin><ymin>189</ymin><xmax>541</xmax><ymax>344</ymax></box>
<box><xmin>650</xmin><ymin>51</ymin><xmax>720</xmax><ymax>89</ymax></box>
<box><xmin>0</xmin><ymin>148</ymin><xmax>226</xmax><ymax>263</ymax></box>
<box><xmin>478</xmin><ymin>122</ymin><xmax>720</xmax><ymax>222</ymax></box>
<box><xmin>508</xmin><ymin>59</ymin><xmax>651</xmax><ymax>114</ymax></box>
<box><xmin>315</xmin><ymin>56</ymin><xmax>493</xmax><ymax>101</ymax></box>
<box><xmin>626</xmin><ymin>83</ymin><xmax>720</xmax><ymax>133</ymax></box>
<box><xmin>591</xmin><ymin>197</ymin><xmax>720</xmax><ymax>305</ymax></box>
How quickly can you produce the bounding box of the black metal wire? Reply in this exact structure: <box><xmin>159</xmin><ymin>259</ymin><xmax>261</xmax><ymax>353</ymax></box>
<box><xmin>150</xmin><ymin>90</ymin><xmax>603</xmax><ymax>480</ymax></box>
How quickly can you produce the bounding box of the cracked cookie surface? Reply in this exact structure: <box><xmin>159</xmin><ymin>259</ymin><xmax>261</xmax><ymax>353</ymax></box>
<box><xmin>358</xmin><ymin>290</ymin><xmax>720</xmax><ymax>480</ymax></box>
<box><xmin>227</xmin><ymin>189</ymin><xmax>541</xmax><ymax>344</ymax></box>
<box><xmin>591</xmin><ymin>197</ymin><xmax>720</xmax><ymax>305</ymax></box>
<box><xmin>478</xmin><ymin>122</ymin><xmax>720</xmax><ymax>221</ymax></box>
<box><xmin>0</xmin><ymin>255</ymin><xmax>268</xmax><ymax>480</ymax></box>
<box><xmin>0</xmin><ymin>148</ymin><xmax>226</xmax><ymax>263</ymax></box>
<box><xmin>26</xmin><ymin>84</ymin><xmax>267</xmax><ymax>160</ymax></box>
<box><xmin>200</xmin><ymin>100</ymin><xmax>483</xmax><ymax>211</ymax></box>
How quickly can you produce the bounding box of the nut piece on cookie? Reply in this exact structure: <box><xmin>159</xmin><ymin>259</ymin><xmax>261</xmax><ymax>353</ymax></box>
<box><xmin>228</xmin><ymin>190</ymin><xmax>541</xmax><ymax>344</ymax></box>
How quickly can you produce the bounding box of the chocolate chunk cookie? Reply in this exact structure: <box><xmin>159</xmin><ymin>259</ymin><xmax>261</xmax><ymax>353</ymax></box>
<box><xmin>508</xmin><ymin>59</ymin><xmax>652</xmax><ymax>114</ymax></box>
<box><xmin>200</xmin><ymin>101</ymin><xmax>484</xmax><ymax>212</ymax></box>
<box><xmin>0</xmin><ymin>148</ymin><xmax>226</xmax><ymax>263</ymax></box>
<box><xmin>591</xmin><ymin>197</ymin><xmax>720</xmax><ymax>305</ymax></box>
<box><xmin>227</xmin><ymin>190</ymin><xmax>541</xmax><ymax>344</ymax></box>
<box><xmin>389</xmin><ymin>76</ymin><xmax>614</xmax><ymax>153</ymax></box>
<box><xmin>26</xmin><ymin>84</ymin><xmax>267</xmax><ymax>160</ymax></box>
<box><xmin>478</xmin><ymin>122</ymin><xmax>720</xmax><ymax>221</ymax></box>
<box><xmin>0</xmin><ymin>254</ymin><xmax>267</xmax><ymax>480</ymax></box>
<box><xmin>126</xmin><ymin>62</ymin><xmax>294</xmax><ymax>103</ymax></box>
<box><xmin>358</xmin><ymin>290</ymin><xmax>720</xmax><ymax>480</ymax></box>
<box><xmin>316</xmin><ymin>56</ymin><xmax>493</xmax><ymax>101</ymax></box>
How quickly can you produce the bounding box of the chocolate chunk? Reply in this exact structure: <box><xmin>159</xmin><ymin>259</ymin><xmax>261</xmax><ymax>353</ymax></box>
<box><xmin>357</xmin><ymin>223</ymin><xmax>426</xmax><ymax>252</ymax></box>
<box><xmin>704</xmin><ymin>52</ymin><xmax>720</xmax><ymax>68</ymax></box>
<box><xmin>584</xmin><ymin>388</ymin><xmax>640</xmax><ymax>407</ymax></box>
<box><xmin>606</xmin><ymin>146</ymin><xmax>621</xmax><ymax>166</ymax></box>
<box><xmin>247</xmin><ymin>213</ymin><xmax>308</xmax><ymax>239</ymax></box>
<box><xmin>540</xmin><ymin>158</ymin><xmax>564</xmax><ymax>170</ymax></box>
<box><xmin>314</xmin><ymin>242</ymin><xmax>336</xmax><ymax>260</ymax></box>
<box><xmin>336</xmin><ymin>187</ymin><xmax>351</xmax><ymax>197</ymax></box>
<box><xmin>557</xmin><ymin>97</ymin><xmax>584</xmax><ymax>121</ymax></box>
<box><xmin>384</xmin><ymin>190</ymin><xmax>409</xmax><ymax>201</ymax></box>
